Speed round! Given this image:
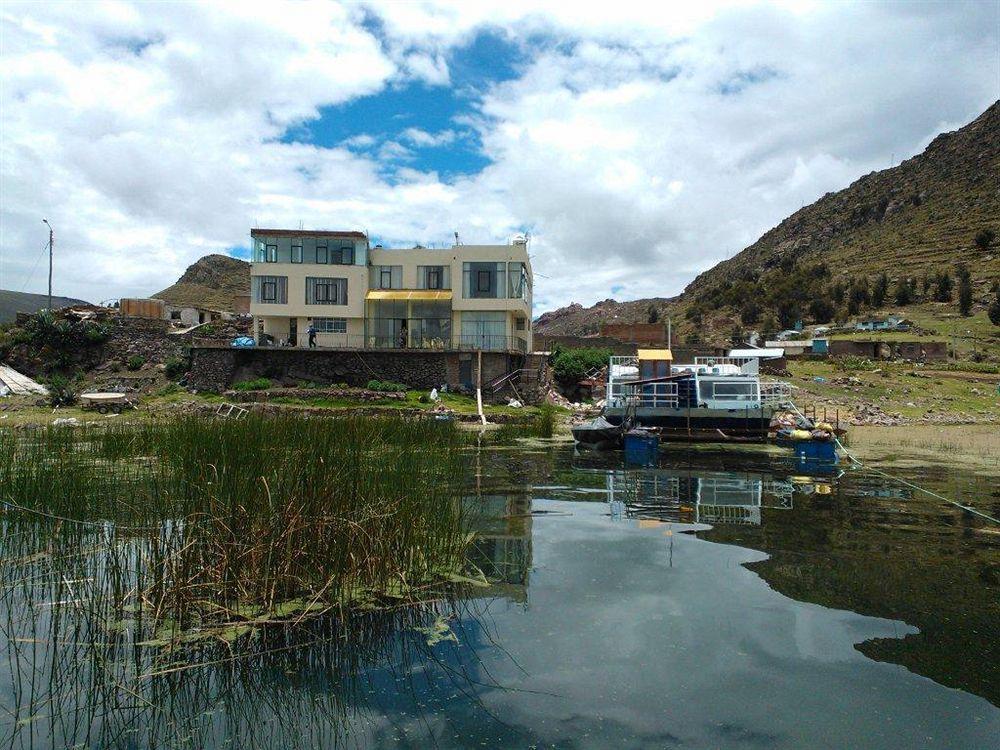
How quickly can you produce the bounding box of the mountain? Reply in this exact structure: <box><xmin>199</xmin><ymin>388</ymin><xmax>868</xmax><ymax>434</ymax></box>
<box><xmin>533</xmin><ymin>298</ymin><xmax>676</xmax><ymax>337</ymax></box>
<box><xmin>153</xmin><ymin>254</ymin><xmax>249</xmax><ymax>311</ymax></box>
<box><xmin>536</xmin><ymin>100</ymin><xmax>1000</xmax><ymax>338</ymax></box>
<box><xmin>0</xmin><ymin>290</ymin><xmax>90</xmax><ymax>323</ymax></box>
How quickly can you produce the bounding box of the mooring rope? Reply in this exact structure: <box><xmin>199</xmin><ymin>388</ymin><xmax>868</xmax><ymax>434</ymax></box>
<box><xmin>783</xmin><ymin>402</ymin><xmax>1000</xmax><ymax>525</ymax></box>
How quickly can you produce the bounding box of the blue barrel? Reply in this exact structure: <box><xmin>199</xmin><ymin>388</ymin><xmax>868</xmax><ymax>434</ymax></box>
<box><xmin>624</xmin><ymin>432</ymin><xmax>659</xmax><ymax>465</ymax></box>
<box><xmin>792</xmin><ymin>440</ymin><xmax>838</xmax><ymax>463</ymax></box>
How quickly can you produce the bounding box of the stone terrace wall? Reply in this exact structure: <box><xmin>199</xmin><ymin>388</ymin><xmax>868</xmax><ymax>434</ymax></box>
<box><xmin>188</xmin><ymin>347</ymin><xmax>526</xmax><ymax>395</ymax></box>
<box><xmin>828</xmin><ymin>339</ymin><xmax>948</xmax><ymax>362</ymax></box>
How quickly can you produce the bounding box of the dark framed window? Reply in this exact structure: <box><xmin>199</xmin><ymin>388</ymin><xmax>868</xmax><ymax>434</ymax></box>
<box><xmin>306</xmin><ymin>277</ymin><xmax>347</xmax><ymax>305</ymax></box>
<box><xmin>340</xmin><ymin>244</ymin><xmax>354</xmax><ymax>264</ymax></box>
<box><xmin>427</xmin><ymin>268</ymin><xmax>441</xmax><ymax>289</ymax></box>
<box><xmin>380</xmin><ymin>269</ymin><xmax>392</xmax><ymax>289</ymax></box>
<box><xmin>477</xmin><ymin>270</ymin><xmax>491</xmax><ymax>293</ymax></box>
<box><xmin>265</xmin><ymin>244</ymin><xmax>277</xmax><ymax>263</ymax></box>
<box><xmin>291</xmin><ymin>243</ymin><xmax>303</xmax><ymax>263</ymax></box>
<box><xmin>262</xmin><ymin>281</ymin><xmax>277</xmax><ymax>301</ymax></box>
<box><xmin>314</xmin><ymin>317</ymin><xmax>347</xmax><ymax>333</ymax></box>
<box><xmin>316</xmin><ymin>245</ymin><xmax>328</xmax><ymax>264</ymax></box>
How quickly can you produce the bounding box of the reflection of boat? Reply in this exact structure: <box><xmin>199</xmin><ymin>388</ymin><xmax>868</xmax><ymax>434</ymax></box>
<box><xmin>607</xmin><ymin>467</ymin><xmax>797</xmax><ymax>526</ymax></box>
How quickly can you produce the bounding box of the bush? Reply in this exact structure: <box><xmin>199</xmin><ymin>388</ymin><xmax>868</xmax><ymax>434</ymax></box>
<box><xmin>834</xmin><ymin>356</ymin><xmax>880</xmax><ymax>372</ymax></box>
<box><xmin>232</xmin><ymin>377</ymin><xmax>272</xmax><ymax>391</ymax></box>
<box><xmin>164</xmin><ymin>357</ymin><xmax>188</xmax><ymax>379</ymax></box>
<box><xmin>532</xmin><ymin>402</ymin><xmax>556</xmax><ymax>438</ymax></box>
<box><xmin>126</xmin><ymin>355</ymin><xmax>145</xmax><ymax>371</ymax></box>
<box><xmin>550</xmin><ymin>346</ymin><xmax>612</xmax><ymax>385</ymax></box>
<box><xmin>46</xmin><ymin>373</ymin><xmax>78</xmax><ymax>407</ymax></box>
<box><xmin>366</xmin><ymin>379</ymin><xmax>408</xmax><ymax>392</ymax></box>
<box><xmin>988</xmin><ymin>286</ymin><xmax>1000</xmax><ymax>327</ymax></box>
<box><xmin>974</xmin><ymin>228</ymin><xmax>995</xmax><ymax>252</ymax></box>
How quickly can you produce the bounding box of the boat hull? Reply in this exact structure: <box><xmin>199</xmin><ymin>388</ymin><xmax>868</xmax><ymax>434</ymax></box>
<box><xmin>604</xmin><ymin>406</ymin><xmax>776</xmax><ymax>442</ymax></box>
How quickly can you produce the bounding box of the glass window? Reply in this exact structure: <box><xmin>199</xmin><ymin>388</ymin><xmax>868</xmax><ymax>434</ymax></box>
<box><xmin>265</xmin><ymin>244</ymin><xmax>277</xmax><ymax>263</ymax></box>
<box><xmin>477</xmin><ymin>270</ymin><xmax>491</xmax><ymax>293</ymax></box>
<box><xmin>463</xmin><ymin>262</ymin><xmax>506</xmax><ymax>298</ymax></box>
<box><xmin>339</xmin><ymin>243</ymin><xmax>355</xmax><ymax>265</ymax></box>
<box><xmin>316</xmin><ymin>245</ymin><xmax>328</xmax><ymax>264</ymax></box>
<box><xmin>710</xmin><ymin>382</ymin><xmax>756</xmax><ymax>400</ymax></box>
<box><xmin>291</xmin><ymin>243</ymin><xmax>303</xmax><ymax>263</ymax></box>
<box><xmin>252</xmin><ymin>275</ymin><xmax>287</xmax><ymax>304</ymax></box>
<box><xmin>253</xmin><ymin>239</ymin><xmax>267</xmax><ymax>263</ymax></box>
<box><xmin>380</xmin><ymin>269</ymin><xmax>392</xmax><ymax>289</ymax></box>
<box><xmin>428</xmin><ymin>268</ymin><xmax>441</xmax><ymax>289</ymax></box>
<box><xmin>313</xmin><ymin>317</ymin><xmax>347</xmax><ymax>333</ymax></box>
<box><xmin>460</xmin><ymin>311</ymin><xmax>507</xmax><ymax>350</ymax></box>
<box><xmin>306</xmin><ymin>277</ymin><xmax>347</xmax><ymax>305</ymax></box>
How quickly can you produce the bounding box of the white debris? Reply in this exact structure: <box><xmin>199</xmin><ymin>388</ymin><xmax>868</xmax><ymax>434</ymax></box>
<box><xmin>507</xmin><ymin>398</ymin><xmax>523</xmax><ymax>408</ymax></box>
<box><xmin>52</xmin><ymin>417</ymin><xmax>80</xmax><ymax>427</ymax></box>
<box><xmin>429</xmin><ymin>388</ymin><xmax>439</xmax><ymax>401</ymax></box>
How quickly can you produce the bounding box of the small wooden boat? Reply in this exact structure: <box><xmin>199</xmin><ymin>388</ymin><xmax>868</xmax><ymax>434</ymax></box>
<box><xmin>571</xmin><ymin>415</ymin><xmax>623</xmax><ymax>449</ymax></box>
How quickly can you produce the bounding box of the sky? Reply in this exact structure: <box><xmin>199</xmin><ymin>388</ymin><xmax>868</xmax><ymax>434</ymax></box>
<box><xmin>0</xmin><ymin>1</ymin><xmax>997</xmax><ymax>313</ymax></box>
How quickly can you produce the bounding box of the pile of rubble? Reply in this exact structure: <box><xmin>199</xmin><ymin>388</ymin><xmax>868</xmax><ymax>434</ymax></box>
<box><xmin>850</xmin><ymin>403</ymin><xmax>906</xmax><ymax>426</ymax></box>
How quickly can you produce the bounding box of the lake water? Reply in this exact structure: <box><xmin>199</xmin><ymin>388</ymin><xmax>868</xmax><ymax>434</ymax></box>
<box><xmin>2</xmin><ymin>443</ymin><xmax>998</xmax><ymax>749</ymax></box>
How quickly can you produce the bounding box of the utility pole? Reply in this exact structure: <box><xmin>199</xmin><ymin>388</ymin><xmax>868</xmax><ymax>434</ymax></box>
<box><xmin>42</xmin><ymin>219</ymin><xmax>53</xmax><ymax>310</ymax></box>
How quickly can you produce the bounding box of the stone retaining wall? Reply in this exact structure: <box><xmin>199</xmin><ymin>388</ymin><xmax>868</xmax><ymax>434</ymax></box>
<box><xmin>188</xmin><ymin>347</ymin><xmax>527</xmax><ymax>396</ymax></box>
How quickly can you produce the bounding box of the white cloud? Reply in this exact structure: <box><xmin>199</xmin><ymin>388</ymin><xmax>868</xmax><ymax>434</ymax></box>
<box><xmin>0</xmin><ymin>0</ymin><xmax>996</xmax><ymax>313</ymax></box>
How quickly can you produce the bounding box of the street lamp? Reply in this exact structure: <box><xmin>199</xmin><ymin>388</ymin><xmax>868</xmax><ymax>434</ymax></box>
<box><xmin>42</xmin><ymin>219</ymin><xmax>53</xmax><ymax>310</ymax></box>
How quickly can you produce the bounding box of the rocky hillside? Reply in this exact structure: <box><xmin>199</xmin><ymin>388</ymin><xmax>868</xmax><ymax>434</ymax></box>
<box><xmin>536</xmin><ymin>100</ymin><xmax>1000</xmax><ymax>338</ymax></box>
<box><xmin>533</xmin><ymin>297</ymin><xmax>676</xmax><ymax>337</ymax></box>
<box><xmin>153</xmin><ymin>254</ymin><xmax>249</xmax><ymax>311</ymax></box>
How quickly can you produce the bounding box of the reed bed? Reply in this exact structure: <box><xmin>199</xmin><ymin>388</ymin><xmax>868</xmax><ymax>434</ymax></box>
<box><xmin>0</xmin><ymin>414</ymin><xmax>476</xmax><ymax>646</ymax></box>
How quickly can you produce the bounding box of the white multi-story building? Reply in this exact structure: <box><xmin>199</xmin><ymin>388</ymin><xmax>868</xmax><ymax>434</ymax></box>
<box><xmin>249</xmin><ymin>229</ymin><xmax>532</xmax><ymax>352</ymax></box>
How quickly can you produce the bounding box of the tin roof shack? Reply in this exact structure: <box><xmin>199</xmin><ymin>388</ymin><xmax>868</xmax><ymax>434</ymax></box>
<box><xmin>727</xmin><ymin>348</ymin><xmax>788</xmax><ymax>375</ymax></box>
<box><xmin>854</xmin><ymin>314</ymin><xmax>910</xmax><ymax>332</ymax></box>
<box><xmin>828</xmin><ymin>339</ymin><xmax>947</xmax><ymax>362</ymax></box>
<box><xmin>600</xmin><ymin>323</ymin><xmax>667</xmax><ymax>346</ymax></box>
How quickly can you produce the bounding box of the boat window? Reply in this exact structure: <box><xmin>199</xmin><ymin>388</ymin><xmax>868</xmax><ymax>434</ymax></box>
<box><xmin>709</xmin><ymin>382</ymin><xmax>757</xmax><ymax>400</ymax></box>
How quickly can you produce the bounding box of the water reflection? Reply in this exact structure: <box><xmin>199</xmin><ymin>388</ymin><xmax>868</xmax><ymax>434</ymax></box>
<box><xmin>2</xmin><ymin>444</ymin><xmax>998</xmax><ymax>749</ymax></box>
<box><xmin>608</xmin><ymin>468</ymin><xmax>798</xmax><ymax>526</ymax></box>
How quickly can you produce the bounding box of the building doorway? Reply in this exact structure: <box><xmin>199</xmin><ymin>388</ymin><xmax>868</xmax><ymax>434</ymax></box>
<box><xmin>288</xmin><ymin>318</ymin><xmax>298</xmax><ymax>346</ymax></box>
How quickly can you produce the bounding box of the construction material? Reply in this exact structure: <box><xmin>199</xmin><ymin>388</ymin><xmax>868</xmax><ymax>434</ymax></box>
<box><xmin>0</xmin><ymin>364</ymin><xmax>48</xmax><ymax>395</ymax></box>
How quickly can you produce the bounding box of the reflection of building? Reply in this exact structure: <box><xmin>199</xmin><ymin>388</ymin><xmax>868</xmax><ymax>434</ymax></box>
<box><xmin>607</xmin><ymin>469</ymin><xmax>794</xmax><ymax>526</ymax></box>
<box><xmin>464</xmin><ymin>494</ymin><xmax>533</xmax><ymax>602</ymax></box>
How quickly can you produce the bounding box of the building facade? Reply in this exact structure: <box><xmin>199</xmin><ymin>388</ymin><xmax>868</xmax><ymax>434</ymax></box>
<box><xmin>249</xmin><ymin>229</ymin><xmax>532</xmax><ymax>352</ymax></box>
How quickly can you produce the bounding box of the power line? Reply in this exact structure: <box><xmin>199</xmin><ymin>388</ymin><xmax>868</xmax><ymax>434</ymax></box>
<box><xmin>18</xmin><ymin>240</ymin><xmax>51</xmax><ymax>293</ymax></box>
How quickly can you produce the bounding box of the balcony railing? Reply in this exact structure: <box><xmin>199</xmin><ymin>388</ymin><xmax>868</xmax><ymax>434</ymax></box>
<box><xmin>260</xmin><ymin>332</ymin><xmax>528</xmax><ymax>352</ymax></box>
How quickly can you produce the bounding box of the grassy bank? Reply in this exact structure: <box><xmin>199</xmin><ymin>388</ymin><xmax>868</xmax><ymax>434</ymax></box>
<box><xmin>786</xmin><ymin>359</ymin><xmax>1000</xmax><ymax>423</ymax></box>
<box><xmin>847</xmin><ymin>424</ymin><xmax>1000</xmax><ymax>472</ymax></box>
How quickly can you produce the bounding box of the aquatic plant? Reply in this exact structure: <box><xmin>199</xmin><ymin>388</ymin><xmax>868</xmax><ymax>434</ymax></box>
<box><xmin>0</xmin><ymin>414</ymin><xmax>475</xmax><ymax>645</ymax></box>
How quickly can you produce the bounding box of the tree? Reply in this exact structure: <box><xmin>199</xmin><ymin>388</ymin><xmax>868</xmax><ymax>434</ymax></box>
<box><xmin>893</xmin><ymin>277</ymin><xmax>913</xmax><ymax>306</ymax></box>
<box><xmin>776</xmin><ymin>299</ymin><xmax>801</xmax><ymax>330</ymax></box>
<box><xmin>988</xmin><ymin>283</ymin><xmax>1000</xmax><ymax>327</ymax></box>
<box><xmin>730</xmin><ymin>325</ymin><xmax>744</xmax><ymax>346</ymax></box>
<box><xmin>740</xmin><ymin>300</ymin><xmax>761</xmax><ymax>326</ymax></box>
<box><xmin>956</xmin><ymin>264</ymin><xmax>973</xmax><ymax>316</ymax></box>
<box><xmin>974</xmin><ymin>228</ymin><xmax>995</xmax><ymax>252</ymax></box>
<box><xmin>919</xmin><ymin>274</ymin><xmax>931</xmax><ymax>299</ymax></box>
<box><xmin>808</xmin><ymin>297</ymin><xmax>835</xmax><ymax>323</ymax></box>
<box><xmin>830</xmin><ymin>281</ymin><xmax>846</xmax><ymax>305</ymax></box>
<box><xmin>847</xmin><ymin>277</ymin><xmax>870</xmax><ymax>315</ymax></box>
<box><xmin>760</xmin><ymin>312</ymin><xmax>779</xmax><ymax>339</ymax></box>
<box><xmin>647</xmin><ymin>304</ymin><xmax>659</xmax><ymax>324</ymax></box>
<box><xmin>872</xmin><ymin>272</ymin><xmax>889</xmax><ymax>307</ymax></box>
<box><xmin>933</xmin><ymin>272</ymin><xmax>953</xmax><ymax>302</ymax></box>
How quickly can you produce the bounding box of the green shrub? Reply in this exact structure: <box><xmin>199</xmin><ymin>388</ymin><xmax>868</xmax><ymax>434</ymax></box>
<box><xmin>550</xmin><ymin>346</ymin><xmax>612</xmax><ymax>385</ymax></box>
<box><xmin>834</xmin><ymin>356</ymin><xmax>880</xmax><ymax>372</ymax></box>
<box><xmin>126</xmin><ymin>355</ymin><xmax>145</xmax><ymax>371</ymax></box>
<box><xmin>232</xmin><ymin>377</ymin><xmax>272</xmax><ymax>391</ymax></box>
<box><xmin>532</xmin><ymin>402</ymin><xmax>556</xmax><ymax>438</ymax></box>
<box><xmin>366</xmin><ymin>379</ymin><xmax>408</xmax><ymax>392</ymax></box>
<box><xmin>83</xmin><ymin>324</ymin><xmax>110</xmax><ymax>344</ymax></box>
<box><xmin>46</xmin><ymin>373</ymin><xmax>78</xmax><ymax>407</ymax></box>
<box><xmin>157</xmin><ymin>383</ymin><xmax>182</xmax><ymax>396</ymax></box>
<box><xmin>164</xmin><ymin>357</ymin><xmax>187</xmax><ymax>379</ymax></box>
<box><xmin>418</xmin><ymin>392</ymin><xmax>431</xmax><ymax>403</ymax></box>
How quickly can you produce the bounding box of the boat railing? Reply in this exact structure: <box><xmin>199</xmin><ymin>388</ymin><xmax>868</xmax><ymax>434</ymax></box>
<box><xmin>760</xmin><ymin>381</ymin><xmax>792</xmax><ymax>405</ymax></box>
<box><xmin>622</xmin><ymin>381</ymin><xmax>679</xmax><ymax>409</ymax></box>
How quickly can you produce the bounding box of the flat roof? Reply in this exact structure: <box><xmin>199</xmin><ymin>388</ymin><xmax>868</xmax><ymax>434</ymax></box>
<box><xmin>730</xmin><ymin>348</ymin><xmax>784</xmax><ymax>358</ymax></box>
<box><xmin>251</xmin><ymin>228</ymin><xmax>367</xmax><ymax>239</ymax></box>
<box><xmin>637</xmin><ymin>348</ymin><xmax>673</xmax><ymax>360</ymax></box>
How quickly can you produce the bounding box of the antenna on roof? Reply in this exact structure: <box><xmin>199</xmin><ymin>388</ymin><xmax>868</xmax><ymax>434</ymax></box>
<box><xmin>298</xmin><ymin>220</ymin><xmax>304</xmax><ymax>230</ymax></box>
<box><xmin>454</xmin><ymin>231</ymin><xmax>461</xmax><ymax>246</ymax></box>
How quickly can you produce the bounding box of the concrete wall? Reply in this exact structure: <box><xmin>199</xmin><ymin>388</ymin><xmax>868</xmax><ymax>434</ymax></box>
<box><xmin>188</xmin><ymin>346</ymin><xmax>526</xmax><ymax>394</ymax></box>
<box><xmin>828</xmin><ymin>339</ymin><xmax>948</xmax><ymax>361</ymax></box>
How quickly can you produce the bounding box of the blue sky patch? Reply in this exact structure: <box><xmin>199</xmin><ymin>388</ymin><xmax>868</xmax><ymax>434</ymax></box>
<box><xmin>279</xmin><ymin>29</ymin><xmax>528</xmax><ymax>180</ymax></box>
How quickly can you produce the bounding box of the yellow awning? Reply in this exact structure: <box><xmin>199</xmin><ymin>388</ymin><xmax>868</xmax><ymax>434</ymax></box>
<box><xmin>365</xmin><ymin>290</ymin><xmax>453</xmax><ymax>301</ymax></box>
<box><xmin>637</xmin><ymin>348</ymin><xmax>673</xmax><ymax>360</ymax></box>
